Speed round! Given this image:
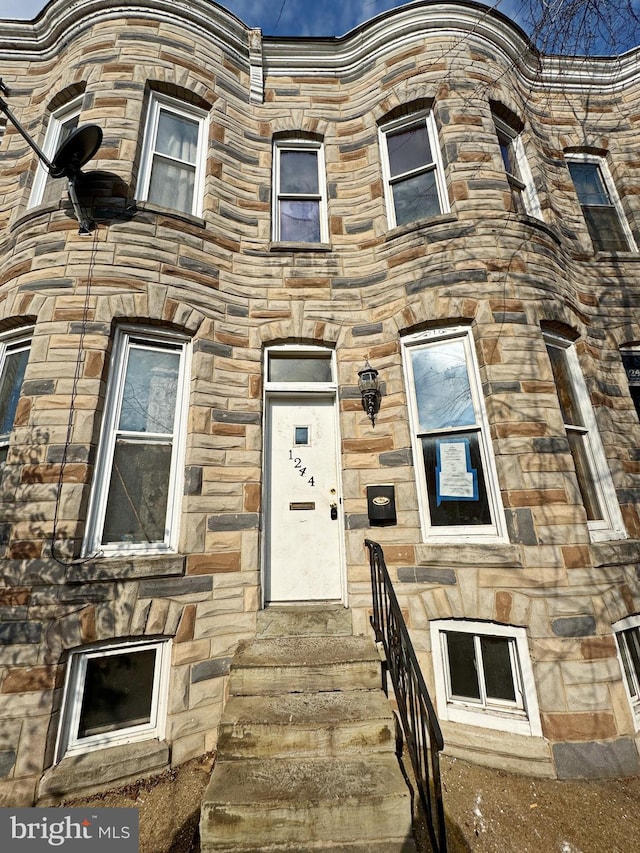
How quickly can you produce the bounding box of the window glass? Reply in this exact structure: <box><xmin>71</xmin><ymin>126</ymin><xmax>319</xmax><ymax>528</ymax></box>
<box><xmin>410</xmin><ymin>340</ymin><xmax>474</xmax><ymax>431</ymax></box>
<box><xmin>78</xmin><ymin>649</ymin><xmax>156</xmax><ymax>738</ymax></box>
<box><xmin>41</xmin><ymin>113</ymin><xmax>80</xmax><ymax>206</ymax></box>
<box><xmin>568</xmin><ymin>161</ymin><xmax>610</xmax><ymax>206</ymax></box>
<box><xmin>119</xmin><ymin>346</ymin><xmax>180</xmax><ymax>434</ymax></box>
<box><xmin>392</xmin><ymin>170</ymin><xmax>440</xmax><ymax>227</ymax></box>
<box><xmin>279</xmin><ymin>200</ymin><xmax>321</xmax><ymax>242</ymax></box>
<box><xmin>0</xmin><ymin>336</ymin><xmax>30</xmax><ymax>465</ymax></box>
<box><xmin>268</xmin><ymin>355</ymin><xmax>332</xmax><ymax>383</ymax></box>
<box><xmin>280</xmin><ymin>150</ymin><xmax>319</xmax><ymax>194</ymax></box>
<box><xmin>481</xmin><ymin>636</ymin><xmax>517</xmax><ymax>702</ymax></box>
<box><xmin>29</xmin><ymin>98</ymin><xmax>82</xmax><ymax>208</ymax></box>
<box><xmin>621</xmin><ymin>349</ymin><xmax>640</xmax><ymax>419</ymax></box>
<box><xmin>614</xmin><ymin>618</ymin><xmax>640</xmax><ymax>730</ymax></box>
<box><xmin>387</xmin><ymin>123</ymin><xmax>432</xmax><ymax>177</ymax></box>
<box><xmin>446</xmin><ymin>632</ymin><xmax>481</xmax><ymax>700</ymax></box>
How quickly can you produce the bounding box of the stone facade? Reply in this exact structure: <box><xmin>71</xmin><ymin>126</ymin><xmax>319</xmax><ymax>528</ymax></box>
<box><xmin>1</xmin><ymin>0</ymin><xmax>640</xmax><ymax>804</ymax></box>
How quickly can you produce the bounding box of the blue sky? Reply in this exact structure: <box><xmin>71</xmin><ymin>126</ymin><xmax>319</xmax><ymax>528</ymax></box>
<box><xmin>0</xmin><ymin>0</ymin><xmax>637</xmax><ymax>54</ymax></box>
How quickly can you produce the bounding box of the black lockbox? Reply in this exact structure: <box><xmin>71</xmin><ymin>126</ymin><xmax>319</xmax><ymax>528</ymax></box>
<box><xmin>366</xmin><ymin>484</ymin><xmax>397</xmax><ymax>525</ymax></box>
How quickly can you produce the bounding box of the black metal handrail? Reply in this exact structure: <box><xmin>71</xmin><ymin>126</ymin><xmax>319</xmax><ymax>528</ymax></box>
<box><xmin>365</xmin><ymin>539</ymin><xmax>448</xmax><ymax>853</ymax></box>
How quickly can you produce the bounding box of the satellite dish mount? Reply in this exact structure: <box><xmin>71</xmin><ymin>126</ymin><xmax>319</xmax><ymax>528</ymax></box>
<box><xmin>0</xmin><ymin>79</ymin><xmax>102</xmax><ymax>234</ymax></box>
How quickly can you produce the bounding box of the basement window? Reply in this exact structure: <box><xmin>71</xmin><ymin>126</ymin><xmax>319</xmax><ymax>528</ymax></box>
<box><xmin>56</xmin><ymin>639</ymin><xmax>171</xmax><ymax>759</ymax></box>
<box><xmin>614</xmin><ymin>616</ymin><xmax>640</xmax><ymax>730</ymax></box>
<box><xmin>430</xmin><ymin>620</ymin><xmax>542</xmax><ymax>736</ymax></box>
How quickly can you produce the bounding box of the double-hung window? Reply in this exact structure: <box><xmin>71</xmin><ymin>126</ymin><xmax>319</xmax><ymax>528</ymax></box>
<box><xmin>56</xmin><ymin>638</ymin><xmax>171</xmax><ymax>759</ymax></box>
<box><xmin>493</xmin><ymin>117</ymin><xmax>541</xmax><ymax>219</ymax></box>
<box><xmin>544</xmin><ymin>332</ymin><xmax>625</xmax><ymax>541</ymax></box>
<box><xmin>380</xmin><ymin>111</ymin><xmax>448</xmax><ymax>229</ymax></box>
<box><xmin>137</xmin><ymin>93</ymin><xmax>208</xmax><ymax>217</ymax></box>
<box><xmin>84</xmin><ymin>328</ymin><xmax>190</xmax><ymax>556</ymax></box>
<box><xmin>614</xmin><ymin>616</ymin><xmax>640</xmax><ymax>731</ymax></box>
<box><xmin>273</xmin><ymin>140</ymin><xmax>327</xmax><ymax>243</ymax></box>
<box><xmin>0</xmin><ymin>331</ymin><xmax>31</xmax><ymax>465</ymax></box>
<box><xmin>430</xmin><ymin>620</ymin><xmax>541</xmax><ymax>736</ymax></box>
<box><xmin>29</xmin><ymin>97</ymin><xmax>82</xmax><ymax>208</ymax></box>
<box><xmin>402</xmin><ymin>328</ymin><xmax>505</xmax><ymax>540</ymax></box>
<box><xmin>566</xmin><ymin>155</ymin><xmax>636</xmax><ymax>253</ymax></box>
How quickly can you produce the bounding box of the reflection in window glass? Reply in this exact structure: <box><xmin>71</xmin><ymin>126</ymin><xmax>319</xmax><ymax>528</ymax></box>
<box><xmin>410</xmin><ymin>341</ymin><xmax>474</xmax><ymax>431</ymax></box>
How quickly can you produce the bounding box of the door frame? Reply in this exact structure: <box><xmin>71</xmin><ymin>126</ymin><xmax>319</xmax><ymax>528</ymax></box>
<box><xmin>261</xmin><ymin>344</ymin><xmax>347</xmax><ymax>608</ymax></box>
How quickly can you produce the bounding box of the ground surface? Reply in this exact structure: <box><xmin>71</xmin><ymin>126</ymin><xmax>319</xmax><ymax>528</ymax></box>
<box><xmin>62</xmin><ymin>752</ymin><xmax>640</xmax><ymax>853</ymax></box>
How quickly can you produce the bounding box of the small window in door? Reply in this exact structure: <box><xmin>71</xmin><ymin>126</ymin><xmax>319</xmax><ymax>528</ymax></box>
<box><xmin>294</xmin><ymin>426</ymin><xmax>310</xmax><ymax>445</ymax></box>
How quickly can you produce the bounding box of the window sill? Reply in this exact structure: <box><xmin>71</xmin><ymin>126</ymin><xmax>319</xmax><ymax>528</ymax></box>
<box><xmin>384</xmin><ymin>212</ymin><xmax>458</xmax><ymax>242</ymax></box>
<box><xmin>269</xmin><ymin>241</ymin><xmax>332</xmax><ymax>252</ymax></box>
<box><xmin>38</xmin><ymin>740</ymin><xmax>170</xmax><ymax>804</ymax></box>
<box><xmin>67</xmin><ymin>553</ymin><xmax>186</xmax><ymax>583</ymax></box>
<box><xmin>415</xmin><ymin>541</ymin><xmax>521</xmax><ymax>568</ymax></box>
<box><xmin>594</xmin><ymin>249</ymin><xmax>640</xmax><ymax>261</ymax></box>
<box><xmin>135</xmin><ymin>200</ymin><xmax>206</xmax><ymax>229</ymax></box>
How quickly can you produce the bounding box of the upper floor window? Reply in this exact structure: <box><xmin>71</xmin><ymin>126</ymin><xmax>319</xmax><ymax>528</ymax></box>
<box><xmin>493</xmin><ymin>117</ymin><xmax>541</xmax><ymax>219</ymax></box>
<box><xmin>544</xmin><ymin>331</ymin><xmax>626</xmax><ymax>541</ymax></box>
<box><xmin>56</xmin><ymin>638</ymin><xmax>171</xmax><ymax>759</ymax></box>
<box><xmin>137</xmin><ymin>93</ymin><xmax>208</xmax><ymax>217</ymax></box>
<box><xmin>402</xmin><ymin>328</ymin><xmax>505</xmax><ymax>541</ymax></box>
<box><xmin>430</xmin><ymin>620</ymin><xmax>542</xmax><ymax>736</ymax></box>
<box><xmin>614</xmin><ymin>615</ymin><xmax>640</xmax><ymax>731</ymax></box>
<box><xmin>272</xmin><ymin>139</ymin><xmax>327</xmax><ymax>243</ymax></box>
<box><xmin>83</xmin><ymin>327</ymin><xmax>190</xmax><ymax>556</ymax></box>
<box><xmin>28</xmin><ymin>97</ymin><xmax>82</xmax><ymax>208</ymax></box>
<box><xmin>380</xmin><ymin>111</ymin><xmax>449</xmax><ymax>229</ymax></box>
<box><xmin>0</xmin><ymin>330</ymin><xmax>31</xmax><ymax>464</ymax></box>
<box><xmin>566</xmin><ymin>155</ymin><xmax>636</xmax><ymax>253</ymax></box>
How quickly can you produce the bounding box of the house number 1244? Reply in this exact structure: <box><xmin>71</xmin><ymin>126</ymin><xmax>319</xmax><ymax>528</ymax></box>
<box><xmin>289</xmin><ymin>450</ymin><xmax>315</xmax><ymax>486</ymax></box>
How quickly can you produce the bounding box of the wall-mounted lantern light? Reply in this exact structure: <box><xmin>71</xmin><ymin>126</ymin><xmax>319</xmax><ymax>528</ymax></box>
<box><xmin>358</xmin><ymin>360</ymin><xmax>381</xmax><ymax>426</ymax></box>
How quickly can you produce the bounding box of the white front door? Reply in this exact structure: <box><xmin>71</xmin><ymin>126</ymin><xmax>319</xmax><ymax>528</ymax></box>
<box><xmin>265</xmin><ymin>394</ymin><xmax>343</xmax><ymax>603</ymax></box>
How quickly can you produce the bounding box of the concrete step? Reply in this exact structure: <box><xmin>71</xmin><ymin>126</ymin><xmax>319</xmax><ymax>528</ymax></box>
<box><xmin>218</xmin><ymin>690</ymin><xmax>396</xmax><ymax>759</ymax></box>
<box><xmin>200</xmin><ymin>755</ymin><xmax>415</xmax><ymax>851</ymax></box>
<box><xmin>228</xmin><ymin>636</ymin><xmax>381</xmax><ymax>696</ymax></box>
<box><xmin>256</xmin><ymin>605</ymin><xmax>353</xmax><ymax>638</ymax></box>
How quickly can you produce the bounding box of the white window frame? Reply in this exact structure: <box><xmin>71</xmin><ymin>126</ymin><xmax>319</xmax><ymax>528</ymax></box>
<box><xmin>493</xmin><ymin>117</ymin><xmax>542</xmax><ymax>220</ymax></box>
<box><xmin>83</xmin><ymin>326</ymin><xmax>190</xmax><ymax>557</ymax></box>
<box><xmin>0</xmin><ymin>329</ymin><xmax>32</xmax><ymax>463</ymax></box>
<box><xmin>28</xmin><ymin>96</ymin><xmax>83</xmax><ymax>209</ymax></box>
<box><xmin>272</xmin><ymin>138</ymin><xmax>328</xmax><ymax>243</ymax></box>
<box><xmin>136</xmin><ymin>93</ymin><xmax>208</xmax><ymax>217</ymax></box>
<box><xmin>379</xmin><ymin>110</ymin><xmax>449</xmax><ymax>229</ymax></box>
<box><xmin>430</xmin><ymin>620</ymin><xmax>542</xmax><ymax>736</ymax></box>
<box><xmin>544</xmin><ymin>332</ymin><xmax>626</xmax><ymax>542</ymax></box>
<box><xmin>566</xmin><ymin>153</ymin><xmax>637</xmax><ymax>253</ymax></box>
<box><xmin>402</xmin><ymin>327</ymin><xmax>506</xmax><ymax>542</ymax></box>
<box><xmin>613</xmin><ymin>615</ymin><xmax>640</xmax><ymax>731</ymax></box>
<box><xmin>55</xmin><ymin>638</ymin><xmax>171</xmax><ymax>760</ymax></box>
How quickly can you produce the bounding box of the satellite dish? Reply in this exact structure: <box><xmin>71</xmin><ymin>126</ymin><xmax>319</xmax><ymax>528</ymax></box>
<box><xmin>50</xmin><ymin>124</ymin><xmax>103</xmax><ymax>179</ymax></box>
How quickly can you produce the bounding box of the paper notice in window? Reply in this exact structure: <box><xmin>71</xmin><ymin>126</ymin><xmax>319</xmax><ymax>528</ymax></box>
<box><xmin>438</xmin><ymin>441</ymin><xmax>474</xmax><ymax>499</ymax></box>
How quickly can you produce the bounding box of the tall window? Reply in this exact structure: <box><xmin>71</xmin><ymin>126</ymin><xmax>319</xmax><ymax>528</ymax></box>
<box><xmin>28</xmin><ymin>97</ymin><xmax>82</xmax><ymax>208</ymax></box>
<box><xmin>614</xmin><ymin>616</ymin><xmax>640</xmax><ymax>731</ymax></box>
<box><xmin>493</xmin><ymin>117</ymin><xmax>541</xmax><ymax>219</ymax></box>
<box><xmin>380</xmin><ymin>111</ymin><xmax>448</xmax><ymax>229</ymax></box>
<box><xmin>272</xmin><ymin>140</ymin><xmax>327</xmax><ymax>243</ymax></box>
<box><xmin>430</xmin><ymin>620</ymin><xmax>542</xmax><ymax>736</ymax></box>
<box><xmin>0</xmin><ymin>331</ymin><xmax>31</xmax><ymax>464</ymax></box>
<box><xmin>56</xmin><ymin>639</ymin><xmax>171</xmax><ymax>758</ymax></box>
<box><xmin>402</xmin><ymin>328</ymin><xmax>504</xmax><ymax>540</ymax></box>
<box><xmin>544</xmin><ymin>332</ymin><xmax>625</xmax><ymax>541</ymax></box>
<box><xmin>566</xmin><ymin>155</ymin><xmax>636</xmax><ymax>253</ymax></box>
<box><xmin>84</xmin><ymin>328</ymin><xmax>190</xmax><ymax>556</ymax></box>
<box><xmin>137</xmin><ymin>93</ymin><xmax>208</xmax><ymax>217</ymax></box>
